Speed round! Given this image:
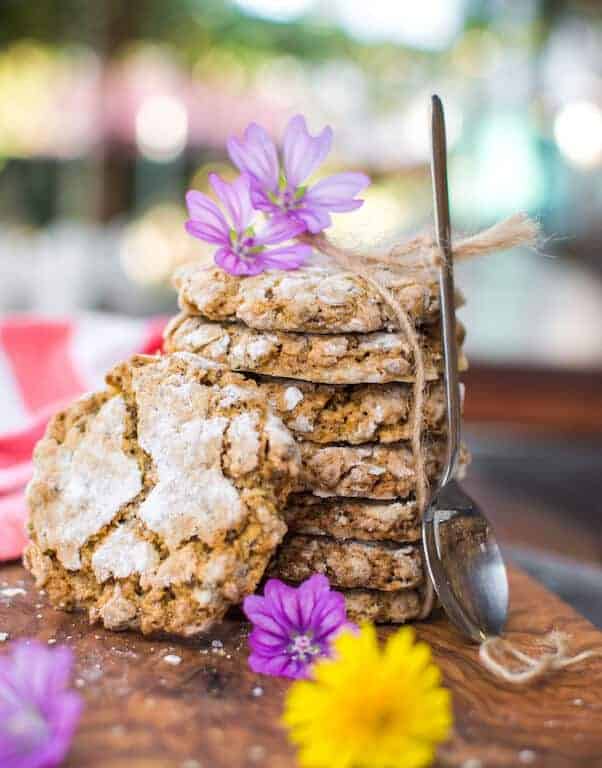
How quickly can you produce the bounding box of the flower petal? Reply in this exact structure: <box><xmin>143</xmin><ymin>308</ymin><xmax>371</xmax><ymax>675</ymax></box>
<box><xmin>0</xmin><ymin>642</ymin><xmax>82</xmax><ymax>768</ymax></box>
<box><xmin>209</xmin><ymin>173</ymin><xmax>254</xmax><ymax>233</ymax></box>
<box><xmin>262</xmin><ymin>579</ymin><xmax>301</xmax><ymax>628</ymax></box>
<box><xmin>39</xmin><ymin>646</ymin><xmax>74</xmax><ymax>700</ymax></box>
<box><xmin>242</xmin><ymin>594</ymin><xmax>268</xmax><ymax>623</ymax></box>
<box><xmin>312</xmin><ymin>600</ymin><xmax>352</xmax><ymax>642</ymax></box>
<box><xmin>294</xmin><ymin>206</ymin><xmax>332</xmax><ymax>233</ymax></box>
<box><xmin>283</xmin><ymin>115</ymin><xmax>332</xmax><ymax>188</ymax></box>
<box><xmin>260</xmin><ymin>243</ymin><xmax>311</xmax><ymax>271</ymax></box>
<box><xmin>248</xmin><ymin>631</ymin><xmax>290</xmax><ymax>653</ymax></box>
<box><xmin>214</xmin><ymin>246</ymin><xmax>238</xmax><ymax>273</ymax></box>
<box><xmin>41</xmin><ymin>691</ymin><xmax>83</xmax><ymax>766</ymax></box>
<box><xmin>0</xmin><ymin>660</ymin><xmax>22</xmax><ymax>712</ymax></box>
<box><xmin>244</xmin><ymin>595</ymin><xmax>290</xmax><ymax>639</ymax></box>
<box><xmin>250</xmin><ymin>184</ymin><xmax>278</xmax><ymax>213</ymax></box>
<box><xmin>304</xmin><ymin>172</ymin><xmax>370</xmax><ymax>211</ymax></box>
<box><xmin>254</xmin><ymin>214</ymin><xmax>306</xmax><ymax>247</ymax></box>
<box><xmin>249</xmin><ymin>651</ymin><xmax>307</xmax><ymax>679</ymax></box>
<box><xmin>213</xmin><ymin>248</ymin><xmax>268</xmax><ymax>277</ymax></box>
<box><xmin>185</xmin><ymin>190</ymin><xmax>229</xmax><ymax>238</ymax></box>
<box><xmin>11</xmin><ymin>641</ymin><xmax>63</xmax><ymax>705</ymax></box>
<box><xmin>185</xmin><ymin>219</ymin><xmax>229</xmax><ymax>246</ymax></box>
<box><xmin>296</xmin><ymin>575</ymin><xmax>331</xmax><ymax>631</ymax></box>
<box><xmin>228</xmin><ymin>122</ymin><xmax>279</xmax><ymax>192</ymax></box>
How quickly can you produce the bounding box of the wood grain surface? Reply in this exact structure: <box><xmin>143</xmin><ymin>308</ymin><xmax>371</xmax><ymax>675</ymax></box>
<box><xmin>1</xmin><ymin>563</ymin><xmax>601</xmax><ymax>768</ymax></box>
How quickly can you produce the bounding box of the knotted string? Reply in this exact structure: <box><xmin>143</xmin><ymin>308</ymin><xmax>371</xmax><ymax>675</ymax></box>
<box><xmin>480</xmin><ymin>630</ymin><xmax>602</xmax><ymax>685</ymax></box>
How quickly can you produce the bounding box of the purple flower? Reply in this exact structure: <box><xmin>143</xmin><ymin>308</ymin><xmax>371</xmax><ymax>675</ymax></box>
<box><xmin>243</xmin><ymin>575</ymin><xmax>354</xmax><ymax>680</ymax></box>
<box><xmin>0</xmin><ymin>640</ymin><xmax>82</xmax><ymax>768</ymax></box>
<box><xmin>228</xmin><ymin>115</ymin><xmax>370</xmax><ymax>234</ymax></box>
<box><xmin>185</xmin><ymin>172</ymin><xmax>311</xmax><ymax>276</ymax></box>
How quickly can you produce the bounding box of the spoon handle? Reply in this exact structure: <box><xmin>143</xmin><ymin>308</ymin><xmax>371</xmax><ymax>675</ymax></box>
<box><xmin>430</xmin><ymin>95</ymin><xmax>461</xmax><ymax>486</ymax></box>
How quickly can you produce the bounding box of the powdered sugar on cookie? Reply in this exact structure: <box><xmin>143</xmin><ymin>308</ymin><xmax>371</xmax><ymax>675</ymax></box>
<box><xmin>27</xmin><ymin>395</ymin><xmax>142</xmax><ymax>570</ymax></box>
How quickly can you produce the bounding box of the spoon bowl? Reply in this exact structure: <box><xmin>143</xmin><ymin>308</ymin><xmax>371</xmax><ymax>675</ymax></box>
<box><xmin>422</xmin><ymin>480</ymin><xmax>509</xmax><ymax>642</ymax></box>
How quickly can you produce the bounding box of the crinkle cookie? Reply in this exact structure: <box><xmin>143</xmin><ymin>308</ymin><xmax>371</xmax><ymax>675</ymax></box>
<box><xmin>269</xmin><ymin>534</ymin><xmax>423</xmax><ymax>591</ymax></box>
<box><xmin>295</xmin><ymin>440</ymin><xmax>469</xmax><ymax>500</ymax></box>
<box><xmin>255</xmin><ymin>378</ymin><xmax>447</xmax><ymax>445</ymax></box>
<box><xmin>179</xmin><ymin>372</ymin><xmax>446</xmax><ymax>446</ymax></box>
<box><xmin>284</xmin><ymin>495</ymin><xmax>420</xmax><ymax>543</ymax></box>
<box><xmin>164</xmin><ymin>314</ymin><xmax>467</xmax><ymax>385</ymax></box>
<box><xmin>25</xmin><ymin>352</ymin><xmax>301</xmax><ymax>637</ymax></box>
<box><xmin>259</xmin><ymin>582</ymin><xmax>426</xmax><ymax>624</ymax></box>
<box><xmin>174</xmin><ymin>263</ymin><xmax>463</xmax><ymax>334</ymax></box>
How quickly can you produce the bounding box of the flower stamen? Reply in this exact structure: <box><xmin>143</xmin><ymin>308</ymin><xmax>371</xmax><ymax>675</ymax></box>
<box><xmin>288</xmin><ymin>632</ymin><xmax>321</xmax><ymax>662</ymax></box>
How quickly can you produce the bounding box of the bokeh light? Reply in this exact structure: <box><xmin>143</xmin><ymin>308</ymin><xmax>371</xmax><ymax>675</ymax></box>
<box><xmin>120</xmin><ymin>204</ymin><xmax>202</xmax><ymax>285</ymax></box>
<box><xmin>554</xmin><ymin>101</ymin><xmax>602</xmax><ymax>169</ymax></box>
<box><xmin>135</xmin><ymin>95</ymin><xmax>189</xmax><ymax>162</ymax></box>
<box><xmin>334</xmin><ymin>0</ymin><xmax>466</xmax><ymax>50</ymax></box>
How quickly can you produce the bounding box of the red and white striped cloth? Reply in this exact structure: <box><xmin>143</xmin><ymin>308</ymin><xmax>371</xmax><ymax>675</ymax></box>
<box><xmin>0</xmin><ymin>313</ymin><xmax>166</xmax><ymax>562</ymax></box>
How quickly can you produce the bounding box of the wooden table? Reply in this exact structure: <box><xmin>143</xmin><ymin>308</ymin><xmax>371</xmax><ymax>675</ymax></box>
<box><xmin>1</xmin><ymin>563</ymin><xmax>601</xmax><ymax>768</ymax></box>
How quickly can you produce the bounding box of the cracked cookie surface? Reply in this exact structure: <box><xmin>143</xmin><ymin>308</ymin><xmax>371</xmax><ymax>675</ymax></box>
<box><xmin>269</xmin><ymin>534</ymin><xmax>423</xmax><ymax>591</ymax></box>
<box><xmin>174</xmin><ymin>263</ymin><xmax>462</xmax><ymax>334</ymax></box>
<box><xmin>164</xmin><ymin>314</ymin><xmax>467</xmax><ymax>385</ymax></box>
<box><xmin>25</xmin><ymin>352</ymin><xmax>301</xmax><ymax>637</ymax></box>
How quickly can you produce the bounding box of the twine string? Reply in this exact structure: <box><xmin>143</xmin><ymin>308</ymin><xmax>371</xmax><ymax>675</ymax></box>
<box><xmin>306</xmin><ymin>214</ymin><xmax>540</xmax><ymax>524</ymax></box>
<box><xmin>309</xmin><ymin>215</ymin><xmax>602</xmax><ymax>684</ymax></box>
<box><xmin>308</xmin><ymin>231</ymin><xmax>428</xmax><ymax>519</ymax></box>
<box><xmin>310</xmin><ymin>231</ymin><xmax>435</xmax><ymax>620</ymax></box>
<box><xmin>362</xmin><ymin>213</ymin><xmax>540</xmax><ymax>269</ymax></box>
<box><xmin>304</xmin><ymin>215</ymin><xmax>593</xmax><ymax>681</ymax></box>
<box><xmin>479</xmin><ymin>631</ymin><xmax>602</xmax><ymax>685</ymax></box>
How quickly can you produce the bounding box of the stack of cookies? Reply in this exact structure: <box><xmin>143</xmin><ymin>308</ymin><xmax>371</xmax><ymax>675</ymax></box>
<box><xmin>164</xmin><ymin>262</ymin><xmax>468</xmax><ymax>623</ymax></box>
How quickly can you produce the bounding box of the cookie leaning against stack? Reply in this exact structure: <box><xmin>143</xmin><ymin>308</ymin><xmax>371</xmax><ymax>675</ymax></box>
<box><xmin>25</xmin><ymin>353</ymin><xmax>301</xmax><ymax>636</ymax></box>
<box><xmin>166</xmin><ymin>262</ymin><xmax>470</xmax><ymax>623</ymax></box>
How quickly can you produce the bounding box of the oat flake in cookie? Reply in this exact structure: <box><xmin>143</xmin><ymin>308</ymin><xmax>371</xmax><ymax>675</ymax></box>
<box><xmin>24</xmin><ymin>353</ymin><xmax>301</xmax><ymax>637</ymax></box>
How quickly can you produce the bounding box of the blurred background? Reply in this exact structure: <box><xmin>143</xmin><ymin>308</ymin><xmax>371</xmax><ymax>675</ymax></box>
<box><xmin>1</xmin><ymin>0</ymin><xmax>601</xmax><ymax>615</ymax></box>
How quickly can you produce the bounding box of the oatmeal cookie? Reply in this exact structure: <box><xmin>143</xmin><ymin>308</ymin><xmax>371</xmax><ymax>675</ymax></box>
<box><xmin>269</xmin><ymin>534</ymin><xmax>423</xmax><ymax>591</ymax></box>
<box><xmin>174</xmin><ymin>263</ymin><xmax>463</xmax><ymax>333</ymax></box>
<box><xmin>25</xmin><ymin>352</ymin><xmax>300</xmax><ymax>636</ymax></box>
<box><xmin>295</xmin><ymin>440</ymin><xmax>469</xmax><ymax>499</ymax></box>
<box><xmin>164</xmin><ymin>315</ymin><xmax>467</xmax><ymax>385</ymax></box>
<box><xmin>284</xmin><ymin>494</ymin><xmax>420</xmax><ymax>542</ymax></box>
<box><xmin>342</xmin><ymin>588</ymin><xmax>425</xmax><ymax>624</ymax></box>
<box><xmin>255</xmin><ymin>377</ymin><xmax>447</xmax><ymax>445</ymax></box>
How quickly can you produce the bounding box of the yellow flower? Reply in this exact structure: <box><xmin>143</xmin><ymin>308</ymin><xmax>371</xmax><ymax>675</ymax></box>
<box><xmin>283</xmin><ymin>624</ymin><xmax>452</xmax><ymax>768</ymax></box>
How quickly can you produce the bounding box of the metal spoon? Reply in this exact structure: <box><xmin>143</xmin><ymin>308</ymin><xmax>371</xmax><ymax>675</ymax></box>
<box><xmin>421</xmin><ymin>95</ymin><xmax>509</xmax><ymax>642</ymax></box>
